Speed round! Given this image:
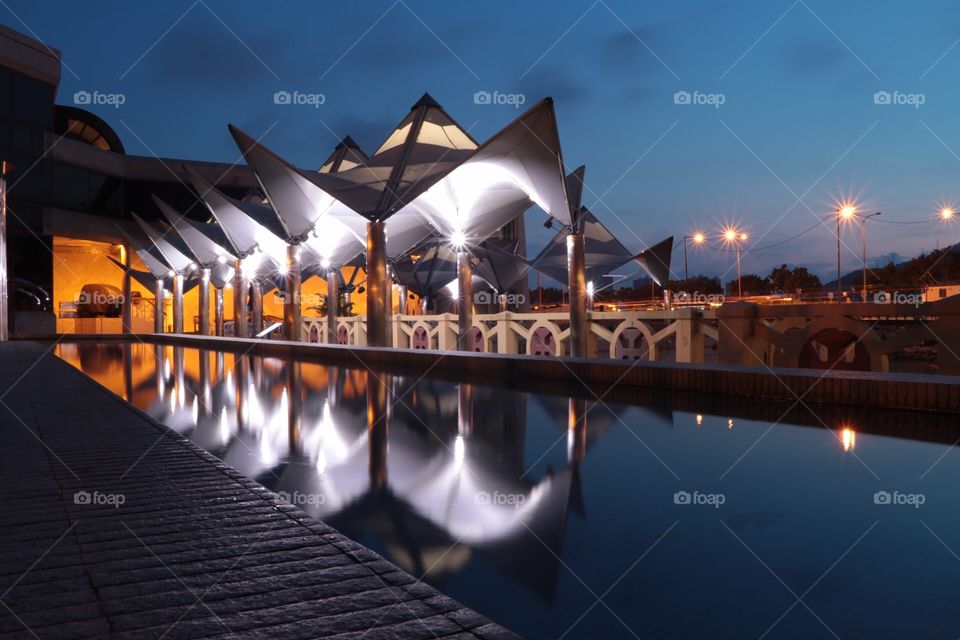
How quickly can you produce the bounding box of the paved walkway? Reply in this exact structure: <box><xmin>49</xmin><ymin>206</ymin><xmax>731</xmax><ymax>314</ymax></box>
<box><xmin>0</xmin><ymin>341</ymin><xmax>517</xmax><ymax>640</ymax></box>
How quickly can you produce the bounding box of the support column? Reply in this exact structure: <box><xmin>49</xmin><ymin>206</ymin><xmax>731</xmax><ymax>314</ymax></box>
<box><xmin>366</xmin><ymin>221</ymin><xmax>388</xmax><ymax>347</ymax></box>
<box><xmin>154</xmin><ymin>279</ymin><xmax>165</xmax><ymax>333</ymax></box>
<box><xmin>0</xmin><ymin>162</ymin><xmax>8</xmax><ymax>341</ymax></box>
<box><xmin>326</xmin><ymin>269</ymin><xmax>339</xmax><ymax>345</ymax></box>
<box><xmin>287</xmin><ymin>361</ymin><xmax>303</xmax><ymax>457</ymax></box>
<box><xmin>233</xmin><ymin>258</ymin><xmax>247</xmax><ymax>338</ymax></box>
<box><xmin>214</xmin><ymin>287</ymin><xmax>224</xmax><ymax>336</ymax></box>
<box><xmin>172</xmin><ymin>274</ymin><xmax>184</xmax><ymax>334</ymax></box>
<box><xmin>284</xmin><ymin>245</ymin><xmax>301</xmax><ymax>342</ymax></box>
<box><xmin>397</xmin><ymin>284</ymin><xmax>407</xmax><ymax>316</ymax></box>
<box><xmin>567</xmin><ymin>233</ymin><xmax>588</xmax><ymax>357</ymax></box>
<box><xmin>121</xmin><ymin>244</ymin><xmax>133</xmax><ymax>334</ymax></box>
<box><xmin>568</xmin><ymin>397</ymin><xmax>587</xmax><ymax>464</ymax></box>
<box><xmin>198</xmin><ymin>267</ymin><xmax>211</xmax><ymax>335</ymax></box>
<box><xmin>457</xmin><ymin>251</ymin><xmax>473</xmax><ymax>351</ymax></box>
<box><xmin>367</xmin><ymin>372</ymin><xmax>389</xmax><ymax>489</ymax></box>
<box><xmin>251</xmin><ymin>281</ymin><xmax>263</xmax><ymax>337</ymax></box>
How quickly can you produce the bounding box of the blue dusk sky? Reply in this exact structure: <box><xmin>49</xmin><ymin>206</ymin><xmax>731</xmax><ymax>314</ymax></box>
<box><xmin>5</xmin><ymin>0</ymin><xmax>960</xmax><ymax>281</ymax></box>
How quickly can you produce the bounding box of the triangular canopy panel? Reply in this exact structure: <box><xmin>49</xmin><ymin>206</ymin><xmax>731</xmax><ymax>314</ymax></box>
<box><xmin>133</xmin><ymin>214</ymin><xmax>195</xmax><ymax>274</ymax></box>
<box><xmin>154</xmin><ymin>196</ymin><xmax>233</xmax><ymax>266</ymax></box>
<box><xmin>632</xmin><ymin>236</ymin><xmax>675</xmax><ymax>287</ymax></box>
<box><xmin>530</xmin><ymin>209</ymin><xmax>633</xmax><ymax>286</ymax></box>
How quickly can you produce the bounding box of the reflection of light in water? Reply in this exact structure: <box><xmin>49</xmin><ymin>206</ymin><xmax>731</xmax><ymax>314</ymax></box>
<box><xmin>454</xmin><ymin>435</ymin><xmax>465</xmax><ymax>472</ymax></box>
<box><xmin>168</xmin><ymin>391</ymin><xmax>176</xmax><ymax>414</ymax></box>
<box><xmin>727</xmin><ymin>419</ymin><xmax>734</xmax><ymax>430</ymax></box>
<box><xmin>192</xmin><ymin>397</ymin><xmax>198</xmax><ymax>425</ymax></box>
<box><xmin>163</xmin><ymin>358</ymin><xmax>170</xmax><ymax>380</ymax></box>
<box><xmin>308</xmin><ymin>400</ymin><xmax>352</xmax><ymax>475</ymax></box>
<box><xmin>841</xmin><ymin>427</ymin><xmax>856</xmax><ymax>452</ymax></box>
<box><xmin>696</xmin><ymin>414</ymin><xmax>703</xmax><ymax>426</ymax></box>
<box><xmin>219</xmin><ymin>407</ymin><xmax>230</xmax><ymax>442</ymax></box>
<box><xmin>259</xmin><ymin>388</ymin><xmax>288</xmax><ymax>466</ymax></box>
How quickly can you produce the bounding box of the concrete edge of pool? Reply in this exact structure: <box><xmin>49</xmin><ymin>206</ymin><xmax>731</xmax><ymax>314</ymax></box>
<box><xmin>41</xmin><ymin>332</ymin><xmax>960</xmax><ymax>415</ymax></box>
<box><xmin>0</xmin><ymin>341</ymin><xmax>521</xmax><ymax>639</ymax></box>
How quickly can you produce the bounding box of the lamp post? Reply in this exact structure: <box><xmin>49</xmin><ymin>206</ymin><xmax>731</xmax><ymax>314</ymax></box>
<box><xmin>858</xmin><ymin>212</ymin><xmax>881</xmax><ymax>301</ymax></box>
<box><xmin>723</xmin><ymin>228</ymin><xmax>747</xmax><ymax>298</ymax></box>
<box><xmin>836</xmin><ymin>206</ymin><xmax>856</xmax><ymax>299</ymax></box>
<box><xmin>0</xmin><ymin>161</ymin><xmax>10</xmax><ymax>341</ymax></box>
<box><xmin>682</xmin><ymin>232</ymin><xmax>705</xmax><ymax>282</ymax></box>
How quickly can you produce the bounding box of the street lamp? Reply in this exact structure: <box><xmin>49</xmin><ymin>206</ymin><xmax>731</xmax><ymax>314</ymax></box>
<box><xmin>682</xmin><ymin>232</ymin><xmax>705</xmax><ymax>281</ymax></box>
<box><xmin>836</xmin><ymin>205</ymin><xmax>857</xmax><ymax>298</ymax></box>
<box><xmin>858</xmin><ymin>212</ymin><xmax>881</xmax><ymax>301</ymax></box>
<box><xmin>941</xmin><ymin>207</ymin><xmax>954</xmax><ymax>220</ymax></box>
<box><xmin>722</xmin><ymin>228</ymin><xmax>747</xmax><ymax>298</ymax></box>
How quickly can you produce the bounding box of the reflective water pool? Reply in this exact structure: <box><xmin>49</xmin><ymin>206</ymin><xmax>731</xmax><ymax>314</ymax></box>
<box><xmin>57</xmin><ymin>342</ymin><xmax>960</xmax><ymax>639</ymax></box>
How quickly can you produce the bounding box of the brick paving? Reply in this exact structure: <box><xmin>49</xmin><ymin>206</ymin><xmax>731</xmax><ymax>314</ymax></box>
<box><xmin>0</xmin><ymin>341</ymin><xmax>518</xmax><ymax>639</ymax></box>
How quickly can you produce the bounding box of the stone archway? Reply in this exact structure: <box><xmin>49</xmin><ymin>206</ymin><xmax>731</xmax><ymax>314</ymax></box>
<box><xmin>788</xmin><ymin>316</ymin><xmax>886</xmax><ymax>372</ymax></box>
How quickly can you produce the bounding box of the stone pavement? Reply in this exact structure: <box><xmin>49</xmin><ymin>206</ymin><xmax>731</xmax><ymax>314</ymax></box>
<box><xmin>0</xmin><ymin>341</ymin><xmax>519</xmax><ymax>639</ymax></box>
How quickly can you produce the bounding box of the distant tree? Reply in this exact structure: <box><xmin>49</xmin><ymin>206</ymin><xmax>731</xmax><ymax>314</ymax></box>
<box><xmin>727</xmin><ymin>273</ymin><xmax>771</xmax><ymax>296</ymax></box>
<box><xmin>669</xmin><ymin>275</ymin><xmax>723</xmax><ymax>295</ymax></box>
<box><xmin>769</xmin><ymin>264</ymin><xmax>821</xmax><ymax>292</ymax></box>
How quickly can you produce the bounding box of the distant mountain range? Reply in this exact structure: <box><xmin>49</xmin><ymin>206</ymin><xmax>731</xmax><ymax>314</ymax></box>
<box><xmin>824</xmin><ymin>244</ymin><xmax>959</xmax><ymax>289</ymax></box>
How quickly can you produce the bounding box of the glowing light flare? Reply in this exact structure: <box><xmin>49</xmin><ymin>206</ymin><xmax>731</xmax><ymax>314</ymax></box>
<box><xmin>692</xmin><ymin>232</ymin><xmax>705</xmax><ymax>244</ymax></box>
<box><xmin>941</xmin><ymin>207</ymin><xmax>955</xmax><ymax>220</ymax></box>
<box><xmin>696</xmin><ymin>414</ymin><xmax>703</xmax><ymax>426</ymax></box>
<box><xmin>838</xmin><ymin>205</ymin><xmax>857</xmax><ymax>219</ymax></box>
<box><xmin>450</xmin><ymin>230</ymin><xmax>467</xmax><ymax>250</ymax></box>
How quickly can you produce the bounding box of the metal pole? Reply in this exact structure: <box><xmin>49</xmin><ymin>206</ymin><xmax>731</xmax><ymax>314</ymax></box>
<box><xmin>234</xmin><ymin>258</ymin><xmax>247</xmax><ymax>338</ymax></box>
<box><xmin>214</xmin><ymin>287</ymin><xmax>224</xmax><ymax>336</ymax></box>
<box><xmin>0</xmin><ymin>162</ymin><xmax>9</xmax><ymax>341</ymax></box>
<box><xmin>172</xmin><ymin>274</ymin><xmax>184</xmax><ymax>333</ymax></box>
<box><xmin>683</xmin><ymin>236</ymin><xmax>689</xmax><ymax>282</ymax></box>
<box><xmin>198</xmin><ymin>267</ymin><xmax>210</xmax><ymax>335</ymax></box>
<box><xmin>121</xmin><ymin>244</ymin><xmax>132</xmax><ymax>334</ymax></box>
<box><xmin>836</xmin><ymin>215</ymin><xmax>842</xmax><ymax>298</ymax></box>
<box><xmin>284</xmin><ymin>244</ymin><xmax>301</xmax><ymax>342</ymax></box>
<box><xmin>366</xmin><ymin>221</ymin><xmax>388</xmax><ymax>347</ymax></box>
<box><xmin>735</xmin><ymin>244</ymin><xmax>742</xmax><ymax>298</ymax></box>
<box><xmin>154</xmin><ymin>279</ymin><xmax>164</xmax><ymax>332</ymax></box>
<box><xmin>397</xmin><ymin>284</ymin><xmax>407</xmax><ymax>316</ymax></box>
<box><xmin>326</xmin><ymin>269</ymin><xmax>339</xmax><ymax>344</ymax></box>
<box><xmin>251</xmin><ymin>280</ymin><xmax>263</xmax><ymax>336</ymax></box>
<box><xmin>567</xmin><ymin>233</ymin><xmax>587</xmax><ymax>357</ymax></box>
<box><xmin>457</xmin><ymin>250</ymin><xmax>473</xmax><ymax>351</ymax></box>
<box><xmin>861</xmin><ymin>219</ymin><xmax>867</xmax><ymax>302</ymax></box>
